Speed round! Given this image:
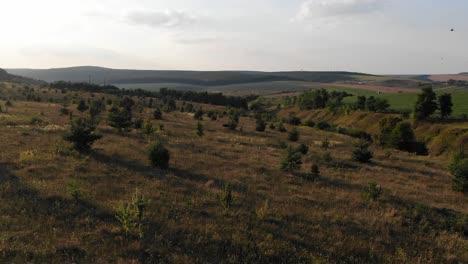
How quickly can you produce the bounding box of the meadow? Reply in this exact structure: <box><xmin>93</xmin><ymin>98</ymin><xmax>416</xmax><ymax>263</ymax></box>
<box><xmin>0</xmin><ymin>84</ymin><xmax>467</xmax><ymax>263</ymax></box>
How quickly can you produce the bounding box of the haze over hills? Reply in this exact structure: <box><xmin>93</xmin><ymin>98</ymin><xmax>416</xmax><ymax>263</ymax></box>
<box><xmin>0</xmin><ymin>68</ymin><xmax>45</xmax><ymax>86</ymax></box>
<box><xmin>6</xmin><ymin>66</ymin><xmax>372</xmax><ymax>86</ymax></box>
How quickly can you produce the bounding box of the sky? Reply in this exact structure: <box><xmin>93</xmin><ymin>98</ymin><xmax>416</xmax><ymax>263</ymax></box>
<box><xmin>1</xmin><ymin>0</ymin><xmax>467</xmax><ymax>74</ymax></box>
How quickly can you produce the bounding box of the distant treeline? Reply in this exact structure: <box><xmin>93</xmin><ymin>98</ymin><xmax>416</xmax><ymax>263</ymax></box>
<box><xmin>50</xmin><ymin>81</ymin><xmax>256</xmax><ymax>109</ymax></box>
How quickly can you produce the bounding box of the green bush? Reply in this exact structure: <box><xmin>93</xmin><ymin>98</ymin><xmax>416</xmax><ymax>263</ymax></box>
<box><xmin>352</xmin><ymin>140</ymin><xmax>373</xmax><ymax>163</ymax></box>
<box><xmin>218</xmin><ymin>183</ymin><xmax>235</xmax><ymax>211</ymax></box>
<box><xmin>308</xmin><ymin>164</ymin><xmax>320</xmax><ymax>180</ymax></box>
<box><xmin>449</xmin><ymin>151</ymin><xmax>468</xmax><ymax>193</ymax></box>
<box><xmin>362</xmin><ymin>181</ymin><xmax>383</xmax><ymax>202</ymax></box>
<box><xmin>280</xmin><ymin>147</ymin><xmax>302</xmax><ymax>172</ymax></box>
<box><xmin>195</xmin><ymin>121</ymin><xmax>204</xmax><ymax>137</ymax></box>
<box><xmin>153</xmin><ymin>108</ymin><xmax>163</xmax><ymax>120</ymax></box>
<box><xmin>63</xmin><ymin>117</ymin><xmax>102</xmax><ymax>152</ymax></box>
<box><xmin>288</xmin><ymin>128</ymin><xmax>299</xmax><ymax>142</ymax></box>
<box><xmin>296</xmin><ymin>143</ymin><xmax>309</xmax><ymax>155</ymax></box>
<box><xmin>115</xmin><ymin>188</ymin><xmax>149</xmax><ymax>238</ymax></box>
<box><xmin>148</xmin><ymin>140</ymin><xmax>170</xmax><ymax>169</ymax></box>
<box><xmin>278</xmin><ymin>121</ymin><xmax>287</xmax><ymax>132</ymax></box>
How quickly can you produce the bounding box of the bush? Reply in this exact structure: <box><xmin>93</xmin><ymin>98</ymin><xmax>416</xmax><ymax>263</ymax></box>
<box><xmin>153</xmin><ymin>108</ymin><xmax>163</xmax><ymax>120</ymax></box>
<box><xmin>195</xmin><ymin>121</ymin><xmax>204</xmax><ymax>137</ymax></box>
<box><xmin>77</xmin><ymin>99</ymin><xmax>88</xmax><ymax>112</ymax></box>
<box><xmin>321</xmin><ymin>138</ymin><xmax>330</xmax><ymax>149</ymax></box>
<box><xmin>115</xmin><ymin>188</ymin><xmax>149</xmax><ymax>238</ymax></box>
<box><xmin>148</xmin><ymin>140</ymin><xmax>170</xmax><ymax>169</ymax></box>
<box><xmin>255</xmin><ymin>117</ymin><xmax>266</xmax><ymax>132</ymax></box>
<box><xmin>278</xmin><ymin>121</ymin><xmax>287</xmax><ymax>132</ymax></box>
<box><xmin>308</xmin><ymin>164</ymin><xmax>320</xmax><ymax>180</ymax></box>
<box><xmin>296</xmin><ymin>143</ymin><xmax>309</xmax><ymax>155</ymax></box>
<box><xmin>194</xmin><ymin>108</ymin><xmax>204</xmax><ymax>120</ymax></box>
<box><xmin>449</xmin><ymin>151</ymin><xmax>468</xmax><ymax>193</ymax></box>
<box><xmin>108</xmin><ymin>106</ymin><xmax>133</xmax><ymax>131</ymax></box>
<box><xmin>288</xmin><ymin>128</ymin><xmax>299</xmax><ymax>142</ymax></box>
<box><xmin>316</xmin><ymin>121</ymin><xmax>331</xmax><ymax>131</ymax></box>
<box><xmin>352</xmin><ymin>140</ymin><xmax>373</xmax><ymax>163</ymax></box>
<box><xmin>362</xmin><ymin>181</ymin><xmax>383</xmax><ymax>201</ymax></box>
<box><xmin>63</xmin><ymin>117</ymin><xmax>102</xmax><ymax>152</ymax></box>
<box><xmin>218</xmin><ymin>183</ymin><xmax>234</xmax><ymax>211</ymax></box>
<box><xmin>287</xmin><ymin>116</ymin><xmax>302</xmax><ymax>126</ymax></box>
<box><xmin>305</xmin><ymin>120</ymin><xmax>315</xmax><ymax>128</ymax></box>
<box><xmin>269</xmin><ymin>123</ymin><xmax>276</xmax><ymax>130</ymax></box>
<box><xmin>280</xmin><ymin>147</ymin><xmax>302</xmax><ymax>172</ymax></box>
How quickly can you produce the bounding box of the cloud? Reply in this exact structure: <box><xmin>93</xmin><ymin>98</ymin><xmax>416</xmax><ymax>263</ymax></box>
<box><xmin>124</xmin><ymin>10</ymin><xmax>197</xmax><ymax>28</ymax></box>
<box><xmin>295</xmin><ymin>0</ymin><xmax>385</xmax><ymax>21</ymax></box>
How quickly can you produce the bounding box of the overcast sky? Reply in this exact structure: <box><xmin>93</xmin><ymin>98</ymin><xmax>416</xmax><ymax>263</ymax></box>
<box><xmin>1</xmin><ymin>0</ymin><xmax>467</xmax><ymax>74</ymax></box>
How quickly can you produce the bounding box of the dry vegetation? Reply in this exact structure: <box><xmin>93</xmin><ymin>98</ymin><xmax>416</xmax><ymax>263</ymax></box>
<box><xmin>0</xmin><ymin>84</ymin><xmax>467</xmax><ymax>263</ymax></box>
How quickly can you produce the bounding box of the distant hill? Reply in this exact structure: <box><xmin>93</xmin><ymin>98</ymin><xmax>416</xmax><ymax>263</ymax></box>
<box><xmin>6</xmin><ymin>66</ymin><xmax>372</xmax><ymax>86</ymax></box>
<box><xmin>0</xmin><ymin>68</ymin><xmax>45</xmax><ymax>85</ymax></box>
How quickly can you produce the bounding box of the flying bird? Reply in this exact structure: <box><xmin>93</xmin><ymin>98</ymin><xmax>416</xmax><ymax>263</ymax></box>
<box><xmin>451</xmin><ymin>28</ymin><xmax>454</xmax><ymax>32</ymax></box>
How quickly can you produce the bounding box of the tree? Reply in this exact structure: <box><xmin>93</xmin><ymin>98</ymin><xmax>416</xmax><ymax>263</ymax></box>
<box><xmin>89</xmin><ymin>100</ymin><xmax>103</xmax><ymax>118</ymax></box>
<box><xmin>356</xmin><ymin>96</ymin><xmax>366</xmax><ymax>110</ymax></box>
<box><xmin>63</xmin><ymin>117</ymin><xmax>102</xmax><ymax>152</ymax></box>
<box><xmin>414</xmin><ymin>86</ymin><xmax>438</xmax><ymax>120</ymax></box>
<box><xmin>255</xmin><ymin>116</ymin><xmax>266</xmax><ymax>132</ymax></box>
<box><xmin>288</xmin><ymin>128</ymin><xmax>299</xmax><ymax>142</ymax></box>
<box><xmin>296</xmin><ymin>143</ymin><xmax>309</xmax><ymax>155</ymax></box>
<box><xmin>449</xmin><ymin>150</ymin><xmax>468</xmax><ymax>193</ymax></box>
<box><xmin>278</xmin><ymin>121</ymin><xmax>287</xmax><ymax>132</ymax></box>
<box><xmin>148</xmin><ymin>140</ymin><xmax>170</xmax><ymax>169</ymax></box>
<box><xmin>438</xmin><ymin>93</ymin><xmax>453</xmax><ymax>119</ymax></box>
<box><xmin>194</xmin><ymin>108</ymin><xmax>204</xmax><ymax>120</ymax></box>
<box><xmin>77</xmin><ymin>99</ymin><xmax>88</xmax><ymax>112</ymax></box>
<box><xmin>280</xmin><ymin>147</ymin><xmax>302</xmax><ymax>172</ymax></box>
<box><xmin>390</xmin><ymin>122</ymin><xmax>416</xmax><ymax>151</ymax></box>
<box><xmin>153</xmin><ymin>108</ymin><xmax>163</xmax><ymax>120</ymax></box>
<box><xmin>227</xmin><ymin>111</ymin><xmax>239</xmax><ymax>130</ymax></box>
<box><xmin>375</xmin><ymin>98</ymin><xmax>390</xmax><ymax>112</ymax></box>
<box><xmin>366</xmin><ymin>96</ymin><xmax>377</xmax><ymax>112</ymax></box>
<box><xmin>108</xmin><ymin>106</ymin><xmax>133</xmax><ymax>131</ymax></box>
<box><xmin>309</xmin><ymin>164</ymin><xmax>320</xmax><ymax>180</ymax></box>
<box><xmin>352</xmin><ymin>140</ymin><xmax>373</xmax><ymax>163</ymax></box>
<box><xmin>195</xmin><ymin>121</ymin><xmax>204</xmax><ymax>137</ymax></box>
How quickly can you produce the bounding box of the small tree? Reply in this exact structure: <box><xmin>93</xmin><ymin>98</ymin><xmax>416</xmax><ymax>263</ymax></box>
<box><xmin>218</xmin><ymin>183</ymin><xmax>235</xmax><ymax>211</ymax></box>
<box><xmin>278</xmin><ymin>121</ymin><xmax>287</xmax><ymax>132</ymax></box>
<box><xmin>227</xmin><ymin>112</ymin><xmax>239</xmax><ymax>130</ymax></box>
<box><xmin>194</xmin><ymin>108</ymin><xmax>204</xmax><ymax>120</ymax></box>
<box><xmin>195</xmin><ymin>121</ymin><xmax>204</xmax><ymax>137</ymax></box>
<box><xmin>115</xmin><ymin>188</ymin><xmax>149</xmax><ymax>238</ymax></box>
<box><xmin>256</xmin><ymin>116</ymin><xmax>266</xmax><ymax>132</ymax></box>
<box><xmin>280</xmin><ymin>147</ymin><xmax>302</xmax><ymax>172</ymax></box>
<box><xmin>449</xmin><ymin>150</ymin><xmax>468</xmax><ymax>193</ymax></box>
<box><xmin>77</xmin><ymin>99</ymin><xmax>88</xmax><ymax>112</ymax></box>
<box><xmin>362</xmin><ymin>181</ymin><xmax>383</xmax><ymax>202</ymax></box>
<box><xmin>63</xmin><ymin>117</ymin><xmax>102</xmax><ymax>152</ymax></box>
<box><xmin>352</xmin><ymin>140</ymin><xmax>373</xmax><ymax>163</ymax></box>
<box><xmin>153</xmin><ymin>108</ymin><xmax>163</xmax><ymax>120</ymax></box>
<box><xmin>308</xmin><ymin>164</ymin><xmax>320</xmax><ymax>180</ymax></box>
<box><xmin>148</xmin><ymin>140</ymin><xmax>170</xmax><ymax>169</ymax></box>
<box><xmin>288</xmin><ymin>128</ymin><xmax>299</xmax><ymax>142</ymax></box>
<box><xmin>108</xmin><ymin>106</ymin><xmax>133</xmax><ymax>132</ymax></box>
<box><xmin>414</xmin><ymin>86</ymin><xmax>438</xmax><ymax>120</ymax></box>
<box><xmin>297</xmin><ymin>143</ymin><xmax>309</xmax><ymax>155</ymax></box>
<box><xmin>438</xmin><ymin>93</ymin><xmax>453</xmax><ymax>119</ymax></box>
<box><xmin>142</xmin><ymin>120</ymin><xmax>155</xmax><ymax>137</ymax></box>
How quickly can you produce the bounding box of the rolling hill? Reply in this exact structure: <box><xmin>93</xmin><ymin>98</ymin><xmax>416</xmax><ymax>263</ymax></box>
<box><xmin>6</xmin><ymin>66</ymin><xmax>372</xmax><ymax>86</ymax></box>
<box><xmin>0</xmin><ymin>68</ymin><xmax>45</xmax><ymax>86</ymax></box>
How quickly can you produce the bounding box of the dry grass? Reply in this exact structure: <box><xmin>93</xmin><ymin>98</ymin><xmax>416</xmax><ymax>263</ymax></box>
<box><xmin>0</xmin><ymin>88</ymin><xmax>467</xmax><ymax>263</ymax></box>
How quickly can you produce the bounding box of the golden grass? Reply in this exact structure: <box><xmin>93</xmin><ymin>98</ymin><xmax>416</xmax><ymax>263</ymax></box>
<box><xmin>0</xmin><ymin>89</ymin><xmax>467</xmax><ymax>263</ymax></box>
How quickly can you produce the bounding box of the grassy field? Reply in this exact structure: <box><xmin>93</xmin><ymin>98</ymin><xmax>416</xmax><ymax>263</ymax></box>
<box><xmin>0</xmin><ymin>84</ymin><xmax>467</xmax><ymax>263</ymax></box>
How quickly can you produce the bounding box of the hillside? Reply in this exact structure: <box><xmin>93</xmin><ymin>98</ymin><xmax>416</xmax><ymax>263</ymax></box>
<box><xmin>0</xmin><ymin>68</ymin><xmax>45</xmax><ymax>86</ymax></box>
<box><xmin>6</xmin><ymin>66</ymin><xmax>372</xmax><ymax>86</ymax></box>
<box><xmin>0</xmin><ymin>83</ymin><xmax>466</xmax><ymax>263</ymax></box>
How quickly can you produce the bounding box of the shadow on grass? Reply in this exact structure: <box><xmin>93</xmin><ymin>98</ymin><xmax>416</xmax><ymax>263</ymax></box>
<box><xmin>370</xmin><ymin>160</ymin><xmax>435</xmax><ymax>176</ymax></box>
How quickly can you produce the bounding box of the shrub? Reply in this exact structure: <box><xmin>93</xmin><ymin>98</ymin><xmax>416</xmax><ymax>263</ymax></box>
<box><xmin>195</xmin><ymin>121</ymin><xmax>204</xmax><ymax>137</ymax></box>
<box><xmin>63</xmin><ymin>117</ymin><xmax>102</xmax><ymax>152</ymax></box>
<box><xmin>148</xmin><ymin>140</ymin><xmax>170</xmax><ymax>169</ymax></box>
<box><xmin>280</xmin><ymin>147</ymin><xmax>302</xmax><ymax>172</ymax></box>
<box><xmin>255</xmin><ymin>117</ymin><xmax>266</xmax><ymax>132</ymax></box>
<box><xmin>256</xmin><ymin>200</ymin><xmax>269</xmax><ymax>221</ymax></box>
<box><xmin>362</xmin><ymin>181</ymin><xmax>383</xmax><ymax>202</ymax></box>
<box><xmin>308</xmin><ymin>164</ymin><xmax>320</xmax><ymax>180</ymax></box>
<box><xmin>30</xmin><ymin>116</ymin><xmax>43</xmax><ymax>125</ymax></box>
<box><xmin>218</xmin><ymin>183</ymin><xmax>234</xmax><ymax>211</ymax></box>
<box><xmin>133</xmin><ymin>117</ymin><xmax>143</xmax><ymax>130</ymax></box>
<box><xmin>352</xmin><ymin>140</ymin><xmax>373</xmax><ymax>163</ymax></box>
<box><xmin>287</xmin><ymin>116</ymin><xmax>302</xmax><ymax>126</ymax></box>
<box><xmin>316</xmin><ymin>121</ymin><xmax>331</xmax><ymax>131</ymax></box>
<box><xmin>67</xmin><ymin>178</ymin><xmax>85</xmax><ymax>201</ymax></box>
<box><xmin>269</xmin><ymin>123</ymin><xmax>276</xmax><ymax>130</ymax></box>
<box><xmin>194</xmin><ymin>108</ymin><xmax>204</xmax><ymax>120</ymax></box>
<box><xmin>153</xmin><ymin>108</ymin><xmax>163</xmax><ymax>120</ymax></box>
<box><xmin>288</xmin><ymin>128</ymin><xmax>299</xmax><ymax>142</ymax></box>
<box><xmin>305</xmin><ymin>120</ymin><xmax>315</xmax><ymax>128</ymax></box>
<box><xmin>297</xmin><ymin>143</ymin><xmax>309</xmax><ymax>155</ymax></box>
<box><xmin>278</xmin><ymin>121</ymin><xmax>287</xmax><ymax>132</ymax></box>
<box><xmin>321</xmin><ymin>138</ymin><xmax>330</xmax><ymax>149</ymax></box>
<box><xmin>142</xmin><ymin>120</ymin><xmax>155</xmax><ymax>136</ymax></box>
<box><xmin>449</xmin><ymin>151</ymin><xmax>468</xmax><ymax>193</ymax></box>
<box><xmin>115</xmin><ymin>188</ymin><xmax>149</xmax><ymax>238</ymax></box>
<box><xmin>59</xmin><ymin>107</ymin><xmax>69</xmax><ymax>116</ymax></box>
<box><xmin>77</xmin><ymin>99</ymin><xmax>88</xmax><ymax>112</ymax></box>
<box><xmin>108</xmin><ymin>106</ymin><xmax>133</xmax><ymax>131</ymax></box>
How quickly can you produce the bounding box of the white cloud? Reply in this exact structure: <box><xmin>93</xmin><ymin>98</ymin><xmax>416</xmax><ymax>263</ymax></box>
<box><xmin>124</xmin><ymin>10</ymin><xmax>197</xmax><ymax>28</ymax></box>
<box><xmin>295</xmin><ymin>0</ymin><xmax>385</xmax><ymax>21</ymax></box>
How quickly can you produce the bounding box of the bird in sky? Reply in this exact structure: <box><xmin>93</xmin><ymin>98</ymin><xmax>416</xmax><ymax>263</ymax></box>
<box><xmin>451</xmin><ymin>28</ymin><xmax>454</xmax><ymax>32</ymax></box>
